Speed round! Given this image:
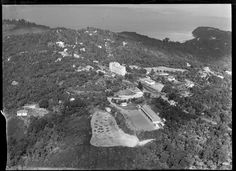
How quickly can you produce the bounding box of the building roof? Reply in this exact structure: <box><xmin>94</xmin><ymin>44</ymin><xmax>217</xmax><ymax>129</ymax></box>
<box><xmin>113</xmin><ymin>87</ymin><xmax>143</xmax><ymax>100</ymax></box>
<box><xmin>140</xmin><ymin>77</ymin><xmax>164</xmax><ymax>92</ymax></box>
<box><xmin>139</xmin><ymin>77</ymin><xmax>155</xmax><ymax>84</ymax></box>
<box><xmin>17</xmin><ymin>109</ymin><xmax>28</xmax><ymax>116</ymax></box>
<box><xmin>140</xmin><ymin>104</ymin><xmax>162</xmax><ymax>123</ymax></box>
<box><xmin>115</xmin><ymin>87</ymin><xmax>142</xmax><ymax>96</ymax></box>
<box><xmin>145</xmin><ymin>66</ymin><xmax>186</xmax><ymax>73</ymax></box>
<box><xmin>17</xmin><ymin>109</ymin><xmax>28</xmax><ymax>113</ymax></box>
<box><xmin>116</xmin><ymin>89</ymin><xmax>135</xmax><ymax>96</ymax></box>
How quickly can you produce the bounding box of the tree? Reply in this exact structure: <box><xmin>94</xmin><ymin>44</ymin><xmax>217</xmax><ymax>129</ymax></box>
<box><xmin>150</xmin><ymin>69</ymin><xmax>155</xmax><ymax>75</ymax></box>
<box><xmin>125</xmin><ymin>73</ymin><xmax>134</xmax><ymax>81</ymax></box>
<box><xmin>98</xmin><ymin>71</ymin><xmax>104</xmax><ymax>76</ymax></box>
<box><xmin>163</xmin><ymin>37</ymin><xmax>170</xmax><ymax>43</ymax></box>
<box><xmin>168</xmin><ymin>93</ymin><xmax>177</xmax><ymax>100</ymax></box>
<box><xmin>137</xmin><ymin>81</ymin><xmax>143</xmax><ymax>91</ymax></box>
<box><xmin>39</xmin><ymin>99</ymin><xmax>49</xmax><ymax>108</ymax></box>
<box><xmin>126</xmin><ymin>66</ymin><xmax>132</xmax><ymax>72</ymax></box>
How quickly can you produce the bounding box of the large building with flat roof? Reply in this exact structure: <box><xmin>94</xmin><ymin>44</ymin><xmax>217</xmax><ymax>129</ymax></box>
<box><xmin>139</xmin><ymin>77</ymin><xmax>164</xmax><ymax>93</ymax></box>
<box><xmin>112</xmin><ymin>87</ymin><xmax>144</xmax><ymax>103</ymax></box>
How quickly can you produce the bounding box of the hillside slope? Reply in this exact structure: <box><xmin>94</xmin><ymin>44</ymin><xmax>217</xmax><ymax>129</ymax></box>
<box><xmin>3</xmin><ymin>19</ymin><xmax>50</xmax><ymax>36</ymax></box>
<box><xmin>120</xmin><ymin>26</ymin><xmax>231</xmax><ymax>68</ymax></box>
<box><xmin>3</xmin><ymin>20</ymin><xmax>232</xmax><ymax>170</ymax></box>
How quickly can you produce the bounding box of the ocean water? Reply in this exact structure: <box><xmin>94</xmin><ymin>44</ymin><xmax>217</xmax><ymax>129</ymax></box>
<box><xmin>2</xmin><ymin>5</ymin><xmax>231</xmax><ymax>42</ymax></box>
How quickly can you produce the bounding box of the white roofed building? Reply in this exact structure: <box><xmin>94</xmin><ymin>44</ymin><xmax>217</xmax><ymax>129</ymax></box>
<box><xmin>105</xmin><ymin>107</ymin><xmax>111</xmax><ymax>113</ymax></box>
<box><xmin>185</xmin><ymin>79</ymin><xmax>195</xmax><ymax>88</ymax></box>
<box><xmin>139</xmin><ymin>77</ymin><xmax>164</xmax><ymax>93</ymax></box>
<box><xmin>186</xmin><ymin>62</ymin><xmax>191</xmax><ymax>67</ymax></box>
<box><xmin>122</xmin><ymin>41</ymin><xmax>128</xmax><ymax>46</ymax></box>
<box><xmin>17</xmin><ymin>109</ymin><xmax>28</xmax><ymax>116</ymax></box>
<box><xmin>225</xmin><ymin>71</ymin><xmax>232</xmax><ymax>75</ymax></box>
<box><xmin>56</xmin><ymin>41</ymin><xmax>65</xmax><ymax>48</ymax></box>
<box><xmin>80</xmin><ymin>48</ymin><xmax>86</xmax><ymax>52</ymax></box>
<box><xmin>11</xmin><ymin>81</ymin><xmax>19</xmax><ymax>86</ymax></box>
<box><xmin>167</xmin><ymin>76</ymin><xmax>176</xmax><ymax>82</ymax></box>
<box><xmin>70</xmin><ymin>98</ymin><xmax>75</xmax><ymax>101</ymax></box>
<box><xmin>109</xmin><ymin>62</ymin><xmax>127</xmax><ymax>76</ymax></box>
<box><xmin>138</xmin><ymin>104</ymin><xmax>165</xmax><ymax>129</ymax></box>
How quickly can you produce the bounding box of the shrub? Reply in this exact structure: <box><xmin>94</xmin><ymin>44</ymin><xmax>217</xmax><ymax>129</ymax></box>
<box><xmin>39</xmin><ymin>99</ymin><xmax>49</xmax><ymax>108</ymax></box>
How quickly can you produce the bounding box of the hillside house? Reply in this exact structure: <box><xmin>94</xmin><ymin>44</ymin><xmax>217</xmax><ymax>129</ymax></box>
<box><xmin>179</xmin><ymin>90</ymin><xmax>192</xmax><ymax>97</ymax></box>
<box><xmin>155</xmin><ymin>72</ymin><xmax>169</xmax><ymax>76</ymax></box>
<box><xmin>70</xmin><ymin>97</ymin><xmax>75</xmax><ymax>101</ymax></box>
<box><xmin>120</xmin><ymin>102</ymin><xmax>128</xmax><ymax>106</ymax></box>
<box><xmin>80</xmin><ymin>48</ymin><xmax>86</xmax><ymax>52</ymax></box>
<box><xmin>185</xmin><ymin>79</ymin><xmax>195</xmax><ymax>88</ymax></box>
<box><xmin>109</xmin><ymin>62</ymin><xmax>127</xmax><ymax>76</ymax></box>
<box><xmin>122</xmin><ymin>80</ymin><xmax>135</xmax><ymax>89</ymax></box>
<box><xmin>11</xmin><ymin>81</ymin><xmax>19</xmax><ymax>86</ymax></box>
<box><xmin>96</xmin><ymin>69</ymin><xmax>106</xmax><ymax>74</ymax></box>
<box><xmin>167</xmin><ymin>75</ymin><xmax>176</xmax><ymax>82</ymax></box>
<box><xmin>77</xmin><ymin>65</ymin><xmax>94</xmax><ymax>72</ymax></box>
<box><xmin>129</xmin><ymin>65</ymin><xmax>140</xmax><ymax>69</ymax></box>
<box><xmin>23</xmin><ymin>104</ymin><xmax>48</xmax><ymax>117</ymax></box>
<box><xmin>122</xmin><ymin>41</ymin><xmax>128</xmax><ymax>46</ymax></box>
<box><xmin>55</xmin><ymin>58</ymin><xmax>62</xmax><ymax>62</ymax></box>
<box><xmin>105</xmin><ymin>107</ymin><xmax>111</xmax><ymax>113</ymax></box>
<box><xmin>225</xmin><ymin>70</ymin><xmax>232</xmax><ymax>75</ymax></box>
<box><xmin>73</xmin><ymin>53</ymin><xmax>80</xmax><ymax>58</ymax></box>
<box><xmin>17</xmin><ymin>109</ymin><xmax>28</xmax><ymax>116</ymax></box>
<box><xmin>56</xmin><ymin>41</ymin><xmax>65</xmax><ymax>48</ymax></box>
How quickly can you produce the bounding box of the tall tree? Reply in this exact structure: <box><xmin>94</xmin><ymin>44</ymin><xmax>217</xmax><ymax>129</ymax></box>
<box><xmin>137</xmin><ymin>81</ymin><xmax>143</xmax><ymax>91</ymax></box>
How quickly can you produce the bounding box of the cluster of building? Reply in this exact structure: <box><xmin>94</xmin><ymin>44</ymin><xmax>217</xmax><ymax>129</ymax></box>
<box><xmin>17</xmin><ymin>104</ymin><xmax>48</xmax><ymax>117</ymax></box>
<box><xmin>184</xmin><ymin>79</ymin><xmax>195</xmax><ymax>88</ymax></box>
<box><xmin>56</xmin><ymin>41</ymin><xmax>66</xmax><ymax>48</ymax></box>
<box><xmin>199</xmin><ymin>66</ymin><xmax>224</xmax><ymax>79</ymax></box>
<box><xmin>161</xmin><ymin>95</ymin><xmax>178</xmax><ymax>106</ymax></box>
<box><xmin>145</xmin><ymin>66</ymin><xmax>187</xmax><ymax>74</ymax></box>
<box><xmin>76</xmin><ymin>65</ymin><xmax>94</xmax><ymax>72</ymax></box>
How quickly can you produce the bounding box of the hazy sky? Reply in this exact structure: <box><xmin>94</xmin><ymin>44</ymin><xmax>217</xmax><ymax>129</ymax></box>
<box><xmin>2</xmin><ymin>4</ymin><xmax>231</xmax><ymax>42</ymax></box>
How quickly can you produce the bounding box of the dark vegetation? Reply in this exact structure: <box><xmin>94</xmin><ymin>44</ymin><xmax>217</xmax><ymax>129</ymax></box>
<box><xmin>120</xmin><ymin>26</ymin><xmax>231</xmax><ymax>65</ymax></box>
<box><xmin>3</xmin><ymin>19</ymin><xmax>50</xmax><ymax>36</ymax></box>
<box><xmin>4</xmin><ymin>19</ymin><xmax>231</xmax><ymax>169</ymax></box>
<box><xmin>3</xmin><ymin>19</ymin><xmax>50</xmax><ymax>30</ymax></box>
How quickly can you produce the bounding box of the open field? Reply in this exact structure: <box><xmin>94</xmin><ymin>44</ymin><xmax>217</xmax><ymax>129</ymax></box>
<box><xmin>107</xmin><ymin>98</ymin><xmax>156</xmax><ymax>131</ymax></box>
<box><xmin>125</xmin><ymin>109</ymin><xmax>155</xmax><ymax>131</ymax></box>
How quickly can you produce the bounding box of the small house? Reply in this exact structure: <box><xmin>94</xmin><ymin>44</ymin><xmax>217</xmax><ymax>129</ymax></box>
<box><xmin>17</xmin><ymin>109</ymin><xmax>28</xmax><ymax>117</ymax></box>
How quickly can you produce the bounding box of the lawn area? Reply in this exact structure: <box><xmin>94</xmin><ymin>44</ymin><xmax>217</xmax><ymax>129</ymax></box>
<box><xmin>7</xmin><ymin>117</ymin><xmax>25</xmax><ymax>141</ymax></box>
<box><xmin>124</xmin><ymin>109</ymin><xmax>155</xmax><ymax>131</ymax></box>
